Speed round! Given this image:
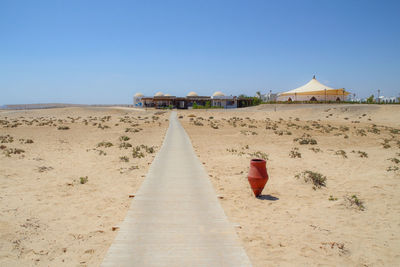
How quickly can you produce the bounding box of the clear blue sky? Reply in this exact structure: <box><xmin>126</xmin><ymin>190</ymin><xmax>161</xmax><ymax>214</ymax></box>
<box><xmin>1</xmin><ymin>0</ymin><xmax>399</xmax><ymax>104</ymax></box>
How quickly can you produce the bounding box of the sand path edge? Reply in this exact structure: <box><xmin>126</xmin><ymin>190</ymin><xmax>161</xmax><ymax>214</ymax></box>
<box><xmin>101</xmin><ymin>111</ymin><xmax>252</xmax><ymax>266</ymax></box>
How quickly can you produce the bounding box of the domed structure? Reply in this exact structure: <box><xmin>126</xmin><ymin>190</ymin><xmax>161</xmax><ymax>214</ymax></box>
<box><xmin>164</xmin><ymin>93</ymin><xmax>171</xmax><ymax>96</ymax></box>
<box><xmin>154</xmin><ymin>92</ymin><xmax>164</xmax><ymax>97</ymax></box>
<box><xmin>212</xmin><ymin>91</ymin><xmax>225</xmax><ymax>97</ymax></box>
<box><xmin>134</xmin><ymin>92</ymin><xmax>144</xmax><ymax>97</ymax></box>
<box><xmin>187</xmin><ymin>91</ymin><xmax>198</xmax><ymax>97</ymax></box>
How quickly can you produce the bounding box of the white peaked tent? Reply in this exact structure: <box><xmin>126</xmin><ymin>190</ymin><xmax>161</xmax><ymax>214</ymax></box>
<box><xmin>277</xmin><ymin>76</ymin><xmax>350</xmax><ymax>102</ymax></box>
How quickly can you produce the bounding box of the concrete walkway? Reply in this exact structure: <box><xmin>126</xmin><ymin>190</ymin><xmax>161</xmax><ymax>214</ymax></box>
<box><xmin>102</xmin><ymin>111</ymin><xmax>251</xmax><ymax>267</ymax></box>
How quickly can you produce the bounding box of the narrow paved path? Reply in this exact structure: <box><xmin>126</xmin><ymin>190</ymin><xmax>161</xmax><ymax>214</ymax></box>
<box><xmin>102</xmin><ymin>111</ymin><xmax>251</xmax><ymax>267</ymax></box>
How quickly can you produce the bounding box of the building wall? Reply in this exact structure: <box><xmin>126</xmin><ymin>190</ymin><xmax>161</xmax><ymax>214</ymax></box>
<box><xmin>211</xmin><ymin>96</ymin><xmax>237</xmax><ymax>108</ymax></box>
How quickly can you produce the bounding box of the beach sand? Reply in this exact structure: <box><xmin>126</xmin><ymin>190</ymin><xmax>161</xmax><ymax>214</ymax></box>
<box><xmin>0</xmin><ymin>107</ymin><xmax>169</xmax><ymax>266</ymax></box>
<box><xmin>179</xmin><ymin>104</ymin><xmax>400</xmax><ymax>266</ymax></box>
<box><xmin>1</xmin><ymin>104</ymin><xmax>399</xmax><ymax>266</ymax></box>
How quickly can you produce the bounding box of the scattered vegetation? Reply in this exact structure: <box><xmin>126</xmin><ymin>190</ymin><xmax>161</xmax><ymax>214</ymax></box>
<box><xmin>57</xmin><ymin>126</ymin><xmax>70</xmax><ymax>130</ymax></box>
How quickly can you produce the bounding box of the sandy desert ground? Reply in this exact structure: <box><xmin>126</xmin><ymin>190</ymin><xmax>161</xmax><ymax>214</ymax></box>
<box><xmin>1</xmin><ymin>104</ymin><xmax>399</xmax><ymax>266</ymax></box>
<box><xmin>0</xmin><ymin>107</ymin><xmax>169</xmax><ymax>266</ymax></box>
<box><xmin>179</xmin><ymin>104</ymin><xmax>400</xmax><ymax>266</ymax></box>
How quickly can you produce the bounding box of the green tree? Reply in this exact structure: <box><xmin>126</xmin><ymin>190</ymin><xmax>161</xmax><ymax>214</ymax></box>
<box><xmin>366</xmin><ymin>95</ymin><xmax>374</xmax><ymax>104</ymax></box>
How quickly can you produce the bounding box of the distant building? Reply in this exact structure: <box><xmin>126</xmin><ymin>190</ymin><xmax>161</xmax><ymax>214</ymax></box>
<box><xmin>277</xmin><ymin>76</ymin><xmax>350</xmax><ymax>102</ymax></box>
<box><xmin>133</xmin><ymin>91</ymin><xmax>256</xmax><ymax>109</ymax></box>
<box><xmin>133</xmin><ymin>92</ymin><xmax>144</xmax><ymax>107</ymax></box>
<box><xmin>211</xmin><ymin>91</ymin><xmax>237</xmax><ymax>108</ymax></box>
<box><xmin>261</xmin><ymin>92</ymin><xmax>278</xmax><ymax>102</ymax></box>
<box><xmin>377</xmin><ymin>96</ymin><xmax>398</xmax><ymax>103</ymax></box>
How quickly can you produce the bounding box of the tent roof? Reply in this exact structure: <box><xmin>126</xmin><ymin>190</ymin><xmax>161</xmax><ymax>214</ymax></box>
<box><xmin>280</xmin><ymin>76</ymin><xmax>341</xmax><ymax>96</ymax></box>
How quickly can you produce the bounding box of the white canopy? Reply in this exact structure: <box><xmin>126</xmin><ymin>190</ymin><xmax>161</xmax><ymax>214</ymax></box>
<box><xmin>280</xmin><ymin>76</ymin><xmax>335</xmax><ymax>95</ymax></box>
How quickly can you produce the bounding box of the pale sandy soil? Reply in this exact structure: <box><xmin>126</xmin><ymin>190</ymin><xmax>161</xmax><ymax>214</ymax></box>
<box><xmin>179</xmin><ymin>104</ymin><xmax>400</xmax><ymax>266</ymax></box>
<box><xmin>0</xmin><ymin>107</ymin><xmax>169</xmax><ymax>266</ymax></box>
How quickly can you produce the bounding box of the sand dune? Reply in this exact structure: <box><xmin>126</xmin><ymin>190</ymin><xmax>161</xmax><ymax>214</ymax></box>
<box><xmin>179</xmin><ymin>104</ymin><xmax>400</xmax><ymax>266</ymax></box>
<box><xmin>0</xmin><ymin>107</ymin><xmax>169</xmax><ymax>266</ymax></box>
<box><xmin>1</xmin><ymin>104</ymin><xmax>399</xmax><ymax>266</ymax></box>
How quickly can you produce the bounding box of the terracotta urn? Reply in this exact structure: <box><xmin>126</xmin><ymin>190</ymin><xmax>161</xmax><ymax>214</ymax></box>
<box><xmin>248</xmin><ymin>159</ymin><xmax>269</xmax><ymax>197</ymax></box>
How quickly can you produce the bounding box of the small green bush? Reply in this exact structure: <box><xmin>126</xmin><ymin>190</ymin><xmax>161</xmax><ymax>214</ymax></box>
<box><xmin>119</xmin><ymin>136</ymin><xmax>130</xmax><ymax>141</ymax></box>
<box><xmin>80</xmin><ymin>176</ymin><xmax>88</xmax><ymax>184</ymax></box>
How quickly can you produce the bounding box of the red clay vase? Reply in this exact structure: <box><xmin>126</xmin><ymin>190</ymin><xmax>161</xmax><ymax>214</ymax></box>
<box><xmin>248</xmin><ymin>159</ymin><xmax>269</xmax><ymax>197</ymax></box>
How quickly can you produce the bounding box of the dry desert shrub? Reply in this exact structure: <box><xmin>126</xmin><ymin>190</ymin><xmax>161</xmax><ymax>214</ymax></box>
<box><xmin>210</xmin><ymin>122</ymin><xmax>219</xmax><ymax>129</ymax></box>
<box><xmin>295</xmin><ymin>170</ymin><xmax>326</xmax><ymax>189</ymax></box>
<box><xmin>0</xmin><ymin>135</ymin><xmax>14</xmax><ymax>143</ymax></box>
<box><xmin>335</xmin><ymin>150</ymin><xmax>348</xmax><ymax>158</ymax></box>
<box><xmin>97</xmin><ymin>141</ymin><xmax>113</xmax><ymax>148</ymax></box>
<box><xmin>382</xmin><ymin>139</ymin><xmax>391</xmax><ymax>149</ymax></box>
<box><xmin>193</xmin><ymin>120</ymin><xmax>203</xmax><ymax>126</ymax></box>
<box><xmin>57</xmin><ymin>126</ymin><xmax>70</xmax><ymax>130</ymax></box>
<box><xmin>329</xmin><ymin>195</ymin><xmax>338</xmax><ymax>201</ymax></box>
<box><xmin>248</xmin><ymin>151</ymin><xmax>268</xmax><ymax>160</ymax></box>
<box><xmin>80</xmin><ymin>176</ymin><xmax>88</xmax><ymax>184</ymax></box>
<box><xmin>386</xmin><ymin>166</ymin><xmax>399</xmax><ymax>172</ymax></box>
<box><xmin>120</xmin><ymin>156</ymin><xmax>129</xmax><ymax>162</ymax></box>
<box><xmin>119</xmin><ymin>136</ymin><xmax>130</xmax><ymax>141</ymax></box>
<box><xmin>294</xmin><ymin>134</ymin><xmax>317</xmax><ymax>145</ymax></box>
<box><xmin>351</xmin><ymin>150</ymin><xmax>368</xmax><ymax>158</ymax></box>
<box><xmin>345</xmin><ymin>194</ymin><xmax>365</xmax><ymax>211</ymax></box>
<box><xmin>3</xmin><ymin>148</ymin><xmax>25</xmax><ymax>157</ymax></box>
<box><xmin>388</xmin><ymin>157</ymin><xmax>400</xmax><ymax>164</ymax></box>
<box><xmin>119</xmin><ymin>142</ymin><xmax>132</xmax><ymax>149</ymax></box>
<box><xmin>309</xmin><ymin>147</ymin><xmax>322</xmax><ymax>153</ymax></box>
<box><xmin>37</xmin><ymin>166</ymin><xmax>53</xmax><ymax>172</ymax></box>
<box><xmin>125</xmin><ymin>127</ymin><xmax>142</xmax><ymax>133</ymax></box>
<box><xmin>289</xmin><ymin>147</ymin><xmax>301</xmax><ymax>158</ymax></box>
